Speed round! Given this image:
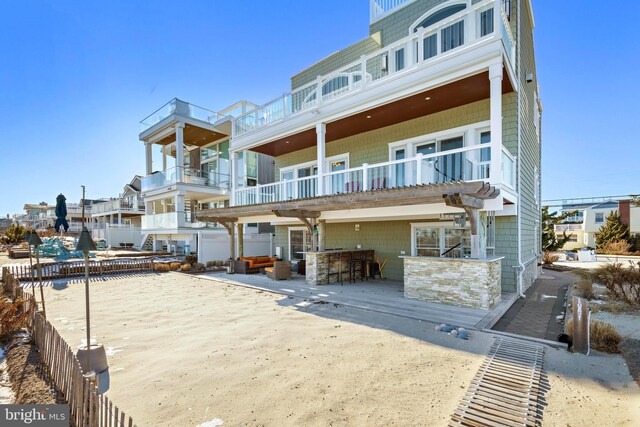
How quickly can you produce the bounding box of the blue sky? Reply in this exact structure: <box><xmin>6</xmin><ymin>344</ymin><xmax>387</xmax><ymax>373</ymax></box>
<box><xmin>0</xmin><ymin>0</ymin><xmax>638</xmax><ymax>215</ymax></box>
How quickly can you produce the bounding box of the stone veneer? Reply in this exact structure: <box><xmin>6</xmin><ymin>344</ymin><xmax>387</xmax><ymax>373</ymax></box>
<box><xmin>305</xmin><ymin>252</ymin><xmax>328</xmax><ymax>286</ymax></box>
<box><xmin>403</xmin><ymin>257</ymin><xmax>503</xmax><ymax>309</ymax></box>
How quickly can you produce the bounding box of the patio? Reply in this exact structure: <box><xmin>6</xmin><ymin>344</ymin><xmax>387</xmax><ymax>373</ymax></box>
<box><xmin>198</xmin><ymin>272</ymin><xmax>516</xmax><ymax>329</ymax></box>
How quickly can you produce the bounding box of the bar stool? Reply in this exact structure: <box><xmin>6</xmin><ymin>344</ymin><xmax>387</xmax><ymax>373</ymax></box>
<box><xmin>338</xmin><ymin>251</ymin><xmax>352</xmax><ymax>285</ymax></box>
<box><xmin>326</xmin><ymin>252</ymin><xmax>340</xmax><ymax>284</ymax></box>
<box><xmin>363</xmin><ymin>250</ymin><xmax>375</xmax><ymax>281</ymax></box>
<box><xmin>349</xmin><ymin>251</ymin><xmax>365</xmax><ymax>283</ymax></box>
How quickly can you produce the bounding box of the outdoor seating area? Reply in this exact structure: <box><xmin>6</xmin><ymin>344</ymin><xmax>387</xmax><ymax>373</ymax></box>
<box><xmin>306</xmin><ymin>249</ymin><xmax>376</xmax><ymax>286</ymax></box>
<box><xmin>233</xmin><ymin>256</ymin><xmax>278</xmax><ymax>274</ymax></box>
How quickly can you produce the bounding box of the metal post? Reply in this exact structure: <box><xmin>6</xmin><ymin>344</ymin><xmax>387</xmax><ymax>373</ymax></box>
<box><xmin>28</xmin><ymin>243</ymin><xmax>37</xmax><ymax>309</ymax></box>
<box><xmin>35</xmin><ymin>246</ymin><xmax>46</xmax><ymax>318</ymax></box>
<box><xmin>84</xmin><ymin>251</ymin><xmax>92</xmax><ymax>372</ymax></box>
<box><xmin>81</xmin><ymin>185</ymin><xmax>86</xmax><ymax>228</ymax></box>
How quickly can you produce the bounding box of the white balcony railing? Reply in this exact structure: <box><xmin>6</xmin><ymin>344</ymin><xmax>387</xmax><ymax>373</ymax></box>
<box><xmin>141</xmin><ymin>167</ymin><xmax>231</xmax><ymax>193</ymax></box>
<box><xmin>141</xmin><ymin>212</ymin><xmax>221</xmax><ymax>231</ymax></box>
<box><xmin>554</xmin><ymin>224</ymin><xmax>583</xmax><ymax>232</ymax></box>
<box><xmin>91</xmin><ymin>199</ymin><xmax>145</xmax><ymax>215</ymax></box>
<box><xmin>233</xmin><ymin>145</ymin><xmax>512</xmax><ymax>206</ymax></box>
<box><xmin>234</xmin><ymin>0</ymin><xmax>513</xmax><ymax>138</ymax></box>
<box><xmin>140</xmin><ymin>98</ymin><xmax>226</xmax><ymax>133</ymax></box>
<box><xmin>501</xmin><ymin>147</ymin><xmax>516</xmax><ymax>190</ymax></box>
<box><xmin>370</xmin><ymin>0</ymin><xmax>415</xmax><ymax>23</ymax></box>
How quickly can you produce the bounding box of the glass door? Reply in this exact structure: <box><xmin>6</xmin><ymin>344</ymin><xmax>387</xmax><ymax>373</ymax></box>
<box><xmin>289</xmin><ymin>229</ymin><xmax>308</xmax><ymax>261</ymax></box>
<box><xmin>282</xmin><ymin>170</ymin><xmax>295</xmax><ymax>200</ymax></box>
<box><xmin>392</xmin><ymin>148</ymin><xmax>406</xmax><ymax>188</ymax></box>
<box><xmin>416</xmin><ymin>142</ymin><xmax>436</xmax><ymax>185</ymax></box>
<box><xmin>437</xmin><ymin>136</ymin><xmax>464</xmax><ymax>183</ymax></box>
<box><xmin>297</xmin><ymin>166</ymin><xmax>317</xmax><ymax>198</ymax></box>
<box><xmin>327</xmin><ymin>159</ymin><xmax>347</xmax><ymax>194</ymax></box>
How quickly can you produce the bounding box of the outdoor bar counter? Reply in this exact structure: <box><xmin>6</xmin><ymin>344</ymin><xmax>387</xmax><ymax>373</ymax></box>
<box><xmin>304</xmin><ymin>249</ymin><xmax>373</xmax><ymax>286</ymax></box>
<box><xmin>400</xmin><ymin>256</ymin><xmax>504</xmax><ymax>309</ymax></box>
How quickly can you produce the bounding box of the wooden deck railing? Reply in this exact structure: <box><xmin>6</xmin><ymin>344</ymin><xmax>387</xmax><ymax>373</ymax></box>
<box><xmin>2</xmin><ymin>267</ymin><xmax>138</xmax><ymax>427</ymax></box>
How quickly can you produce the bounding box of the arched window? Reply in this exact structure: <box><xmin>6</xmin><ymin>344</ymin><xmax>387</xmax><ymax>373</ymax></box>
<box><xmin>413</xmin><ymin>4</ymin><xmax>466</xmax><ymax>31</ymax></box>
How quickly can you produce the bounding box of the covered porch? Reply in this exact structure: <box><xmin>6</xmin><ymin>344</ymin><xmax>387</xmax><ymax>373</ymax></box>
<box><xmin>197</xmin><ymin>181</ymin><xmax>507</xmax><ymax>310</ymax></box>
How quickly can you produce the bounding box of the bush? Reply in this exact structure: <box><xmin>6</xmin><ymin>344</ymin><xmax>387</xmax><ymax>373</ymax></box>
<box><xmin>193</xmin><ymin>263</ymin><xmax>205</xmax><ymax>271</ymax></box>
<box><xmin>600</xmin><ymin>240</ymin><xmax>632</xmax><ymax>255</ymax></box>
<box><xmin>542</xmin><ymin>251</ymin><xmax>560</xmax><ymax>265</ymax></box>
<box><xmin>592</xmin><ymin>261</ymin><xmax>640</xmax><ymax>306</ymax></box>
<box><xmin>185</xmin><ymin>255</ymin><xmax>197</xmax><ymax>264</ymax></box>
<box><xmin>0</xmin><ymin>296</ymin><xmax>32</xmax><ymax>340</ymax></box>
<box><xmin>206</xmin><ymin>261</ymin><xmax>216</xmax><ymax>268</ymax></box>
<box><xmin>1</xmin><ymin>224</ymin><xmax>26</xmax><ymax>245</ymax></box>
<box><xmin>573</xmin><ymin>281</ymin><xmax>594</xmax><ymax>300</ymax></box>
<box><xmin>154</xmin><ymin>263</ymin><xmax>171</xmax><ymax>273</ymax></box>
<box><xmin>169</xmin><ymin>262</ymin><xmax>182</xmax><ymax>271</ymax></box>
<box><xmin>180</xmin><ymin>263</ymin><xmax>192</xmax><ymax>272</ymax></box>
<box><xmin>567</xmin><ymin>319</ymin><xmax>621</xmax><ymax>354</ymax></box>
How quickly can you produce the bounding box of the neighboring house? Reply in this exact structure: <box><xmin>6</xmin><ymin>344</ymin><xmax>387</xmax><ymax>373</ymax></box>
<box><xmin>189</xmin><ymin>0</ymin><xmax>543</xmax><ymax>310</ymax></box>
<box><xmin>619</xmin><ymin>199</ymin><xmax>640</xmax><ymax>237</ymax></box>
<box><xmin>138</xmin><ymin>99</ymin><xmax>274</xmax><ymax>259</ymax></box>
<box><xmin>91</xmin><ymin>176</ymin><xmax>146</xmax><ymax>248</ymax></box>
<box><xmin>20</xmin><ymin>203</ymin><xmax>56</xmax><ymax>230</ymax></box>
<box><xmin>548</xmin><ymin>196</ymin><xmax>632</xmax><ymax>250</ymax></box>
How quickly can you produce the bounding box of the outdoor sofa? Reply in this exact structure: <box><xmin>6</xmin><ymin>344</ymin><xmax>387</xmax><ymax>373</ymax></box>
<box><xmin>233</xmin><ymin>256</ymin><xmax>278</xmax><ymax>274</ymax></box>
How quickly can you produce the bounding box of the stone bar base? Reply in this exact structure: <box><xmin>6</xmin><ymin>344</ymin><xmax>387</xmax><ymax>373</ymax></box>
<box><xmin>403</xmin><ymin>256</ymin><xmax>502</xmax><ymax>309</ymax></box>
<box><xmin>305</xmin><ymin>252</ymin><xmax>328</xmax><ymax>286</ymax></box>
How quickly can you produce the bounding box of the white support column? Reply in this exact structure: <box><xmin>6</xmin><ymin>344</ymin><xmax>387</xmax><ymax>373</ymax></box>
<box><xmin>117</xmin><ymin>212</ymin><xmax>122</xmax><ymax>225</ymax></box>
<box><xmin>489</xmin><ymin>63</ymin><xmax>503</xmax><ymax>185</ymax></box>
<box><xmin>316</xmin><ymin>123</ymin><xmax>326</xmax><ymax>196</ymax></box>
<box><xmin>162</xmin><ymin>145</ymin><xmax>167</xmax><ymax>170</ymax></box>
<box><xmin>176</xmin><ymin>194</ymin><xmax>185</xmax><ymax>228</ymax></box>
<box><xmin>175</xmin><ymin>123</ymin><xmax>185</xmax><ymax>182</ymax></box>
<box><xmin>145</xmin><ymin>142</ymin><xmax>153</xmax><ymax>175</ymax></box>
<box><xmin>230</xmin><ymin>150</ymin><xmax>238</xmax><ymax>206</ymax></box>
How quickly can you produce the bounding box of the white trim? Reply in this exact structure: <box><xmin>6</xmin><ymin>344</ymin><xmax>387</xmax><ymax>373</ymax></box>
<box><xmin>410</xmin><ymin>222</ymin><xmax>471</xmax><ymax>257</ymax></box>
<box><xmin>409</xmin><ymin>1</ymin><xmax>471</xmax><ymax>34</ymax></box>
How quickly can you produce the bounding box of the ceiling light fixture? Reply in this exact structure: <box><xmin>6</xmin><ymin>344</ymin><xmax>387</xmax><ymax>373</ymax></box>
<box><xmin>425</xmin><ymin>97</ymin><xmax>431</xmax><ymax>101</ymax></box>
<box><xmin>366</xmin><ymin>115</ymin><xmax>372</xmax><ymax>119</ymax></box>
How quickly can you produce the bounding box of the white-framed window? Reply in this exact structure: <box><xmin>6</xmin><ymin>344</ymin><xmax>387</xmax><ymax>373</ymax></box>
<box><xmin>201</xmin><ymin>140</ymin><xmax>230</xmax><ymax>187</ymax></box>
<box><xmin>411</xmin><ymin>223</ymin><xmax>471</xmax><ymax>258</ymax></box>
<box><xmin>595</xmin><ymin>212</ymin><xmax>604</xmax><ymax>224</ymax></box>
<box><xmin>477</xmin><ymin>5</ymin><xmax>495</xmax><ymax>38</ymax></box>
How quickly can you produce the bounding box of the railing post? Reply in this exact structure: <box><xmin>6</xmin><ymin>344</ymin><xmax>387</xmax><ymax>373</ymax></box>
<box><xmin>362</xmin><ymin>164</ymin><xmax>369</xmax><ymax>191</ymax></box>
<box><xmin>256</xmin><ymin>185</ymin><xmax>262</xmax><ymax>204</ymax></box>
<box><xmin>316</xmin><ymin>75</ymin><xmax>323</xmax><ymax>106</ymax></box>
<box><xmin>415</xmin><ymin>154</ymin><xmax>423</xmax><ymax>185</ymax></box>
<box><xmin>360</xmin><ymin>55</ymin><xmax>368</xmax><ymax>88</ymax></box>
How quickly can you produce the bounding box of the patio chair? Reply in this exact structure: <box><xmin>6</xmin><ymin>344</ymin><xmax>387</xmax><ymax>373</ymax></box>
<box><xmin>370</xmin><ymin>177</ymin><xmax>386</xmax><ymax>191</ymax></box>
<box><xmin>266</xmin><ymin>261</ymin><xmax>291</xmax><ymax>280</ymax></box>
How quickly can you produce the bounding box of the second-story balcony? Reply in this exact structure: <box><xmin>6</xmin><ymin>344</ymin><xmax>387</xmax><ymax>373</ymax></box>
<box><xmin>91</xmin><ymin>199</ymin><xmax>146</xmax><ymax>215</ymax></box>
<box><xmin>234</xmin><ymin>145</ymin><xmax>515</xmax><ymax>206</ymax></box>
<box><xmin>554</xmin><ymin>224</ymin><xmax>583</xmax><ymax>233</ymax></box>
<box><xmin>233</xmin><ymin>0</ymin><xmax>515</xmax><ymax>143</ymax></box>
<box><xmin>141</xmin><ymin>167</ymin><xmax>231</xmax><ymax>194</ymax></box>
<box><xmin>141</xmin><ymin>211</ymin><xmax>220</xmax><ymax>231</ymax></box>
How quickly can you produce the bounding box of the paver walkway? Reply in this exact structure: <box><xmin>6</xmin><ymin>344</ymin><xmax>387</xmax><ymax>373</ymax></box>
<box><xmin>492</xmin><ymin>269</ymin><xmax>577</xmax><ymax>340</ymax></box>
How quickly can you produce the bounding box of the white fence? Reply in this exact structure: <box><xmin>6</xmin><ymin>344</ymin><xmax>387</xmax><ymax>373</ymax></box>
<box><xmin>197</xmin><ymin>231</ymin><xmax>273</xmax><ymax>263</ymax></box>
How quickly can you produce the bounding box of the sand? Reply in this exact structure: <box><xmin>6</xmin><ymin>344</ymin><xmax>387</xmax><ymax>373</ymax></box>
<box><xmin>42</xmin><ymin>272</ymin><xmax>640</xmax><ymax>426</ymax></box>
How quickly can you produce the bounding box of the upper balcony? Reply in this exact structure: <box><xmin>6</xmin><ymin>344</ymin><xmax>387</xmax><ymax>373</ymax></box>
<box><xmin>232</xmin><ymin>0</ymin><xmax>515</xmax><ymax>148</ymax></box>
<box><xmin>141</xmin><ymin>166</ymin><xmax>231</xmax><ymax>197</ymax></box>
<box><xmin>141</xmin><ymin>211</ymin><xmax>220</xmax><ymax>231</ymax></box>
<box><xmin>140</xmin><ymin>98</ymin><xmax>227</xmax><ymax>134</ymax></box>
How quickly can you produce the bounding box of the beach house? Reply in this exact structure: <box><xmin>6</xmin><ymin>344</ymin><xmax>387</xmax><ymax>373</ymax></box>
<box><xmin>194</xmin><ymin>0</ymin><xmax>542</xmax><ymax>310</ymax></box>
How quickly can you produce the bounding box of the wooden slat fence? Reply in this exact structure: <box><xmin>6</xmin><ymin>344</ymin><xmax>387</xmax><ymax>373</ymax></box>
<box><xmin>2</xmin><ymin>267</ymin><xmax>138</xmax><ymax>427</ymax></box>
<box><xmin>8</xmin><ymin>258</ymin><xmax>154</xmax><ymax>281</ymax></box>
